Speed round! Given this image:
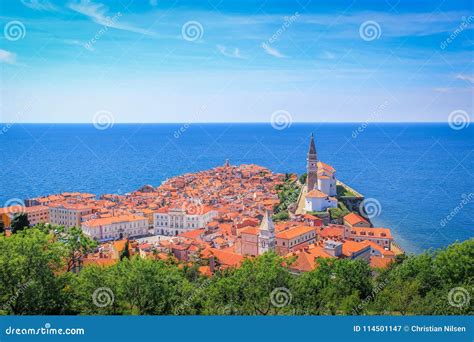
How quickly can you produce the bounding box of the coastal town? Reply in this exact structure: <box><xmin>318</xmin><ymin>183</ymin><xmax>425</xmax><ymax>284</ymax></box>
<box><xmin>0</xmin><ymin>135</ymin><xmax>401</xmax><ymax>274</ymax></box>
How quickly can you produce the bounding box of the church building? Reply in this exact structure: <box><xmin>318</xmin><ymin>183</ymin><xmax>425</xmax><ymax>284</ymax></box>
<box><xmin>304</xmin><ymin>134</ymin><xmax>338</xmax><ymax>212</ymax></box>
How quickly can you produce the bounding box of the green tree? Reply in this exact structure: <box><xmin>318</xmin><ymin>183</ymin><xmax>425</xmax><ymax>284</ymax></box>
<box><xmin>433</xmin><ymin>239</ymin><xmax>474</xmax><ymax>286</ymax></box>
<box><xmin>115</xmin><ymin>257</ymin><xmax>190</xmax><ymax>314</ymax></box>
<box><xmin>0</xmin><ymin>228</ymin><xmax>67</xmax><ymax>314</ymax></box>
<box><xmin>10</xmin><ymin>213</ymin><xmax>30</xmax><ymax>234</ymax></box>
<box><xmin>203</xmin><ymin>252</ymin><xmax>294</xmax><ymax>315</ymax></box>
<box><xmin>120</xmin><ymin>240</ymin><xmax>130</xmax><ymax>261</ymax></box>
<box><xmin>70</xmin><ymin>264</ymin><xmax>120</xmax><ymax>315</ymax></box>
<box><xmin>293</xmin><ymin>258</ymin><xmax>372</xmax><ymax>315</ymax></box>
<box><xmin>55</xmin><ymin>226</ymin><xmax>98</xmax><ymax>273</ymax></box>
<box><xmin>299</xmin><ymin>173</ymin><xmax>307</xmax><ymax>185</ymax></box>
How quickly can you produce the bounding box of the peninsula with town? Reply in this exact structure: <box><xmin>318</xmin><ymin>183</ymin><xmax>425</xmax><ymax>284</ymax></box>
<box><xmin>1</xmin><ymin>134</ymin><xmax>472</xmax><ymax>316</ymax></box>
<box><xmin>1</xmin><ymin>134</ymin><xmax>401</xmax><ymax>273</ymax></box>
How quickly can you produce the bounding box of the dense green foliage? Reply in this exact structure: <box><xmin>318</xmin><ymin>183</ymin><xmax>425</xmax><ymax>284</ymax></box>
<box><xmin>0</xmin><ymin>226</ymin><xmax>472</xmax><ymax>316</ymax></box>
<box><xmin>120</xmin><ymin>240</ymin><xmax>130</xmax><ymax>261</ymax></box>
<box><xmin>299</xmin><ymin>173</ymin><xmax>307</xmax><ymax>185</ymax></box>
<box><xmin>329</xmin><ymin>202</ymin><xmax>351</xmax><ymax>221</ymax></box>
<box><xmin>336</xmin><ymin>184</ymin><xmax>357</xmax><ymax>198</ymax></box>
<box><xmin>274</xmin><ymin>176</ymin><xmax>301</xmax><ymax>215</ymax></box>
<box><xmin>10</xmin><ymin>213</ymin><xmax>30</xmax><ymax>234</ymax></box>
<box><xmin>272</xmin><ymin>211</ymin><xmax>289</xmax><ymax>222</ymax></box>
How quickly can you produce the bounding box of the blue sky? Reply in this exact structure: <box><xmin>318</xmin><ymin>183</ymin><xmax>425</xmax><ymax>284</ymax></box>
<box><xmin>1</xmin><ymin>0</ymin><xmax>473</xmax><ymax>123</ymax></box>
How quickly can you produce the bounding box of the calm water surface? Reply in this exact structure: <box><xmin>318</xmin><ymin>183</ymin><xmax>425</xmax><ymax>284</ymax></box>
<box><xmin>1</xmin><ymin>123</ymin><xmax>472</xmax><ymax>253</ymax></box>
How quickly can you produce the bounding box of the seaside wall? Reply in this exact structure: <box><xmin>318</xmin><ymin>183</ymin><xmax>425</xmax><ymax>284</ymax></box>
<box><xmin>336</xmin><ymin>180</ymin><xmax>373</xmax><ymax>226</ymax></box>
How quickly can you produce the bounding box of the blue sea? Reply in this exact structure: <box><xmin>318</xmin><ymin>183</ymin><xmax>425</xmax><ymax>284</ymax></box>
<box><xmin>0</xmin><ymin>123</ymin><xmax>472</xmax><ymax>253</ymax></box>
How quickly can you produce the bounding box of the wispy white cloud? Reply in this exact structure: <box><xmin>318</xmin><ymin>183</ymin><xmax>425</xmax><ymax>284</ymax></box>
<box><xmin>456</xmin><ymin>74</ymin><xmax>474</xmax><ymax>84</ymax></box>
<box><xmin>68</xmin><ymin>0</ymin><xmax>152</xmax><ymax>36</ymax></box>
<box><xmin>217</xmin><ymin>45</ymin><xmax>245</xmax><ymax>59</ymax></box>
<box><xmin>0</xmin><ymin>49</ymin><xmax>17</xmax><ymax>64</ymax></box>
<box><xmin>262</xmin><ymin>43</ymin><xmax>286</xmax><ymax>58</ymax></box>
<box><xmin>21</xmin><ymin>0</ymin><xmax>57</xmax><ymax>11</ymax></box>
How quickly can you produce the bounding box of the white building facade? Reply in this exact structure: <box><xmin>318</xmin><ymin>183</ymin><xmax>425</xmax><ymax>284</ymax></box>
<box><xmin>305</xmin><ymin>189</ymin><xmax>338</xmax><ymax>212</ymax></box>
<box><xmin>82</xmin><ymin>215</ymin><xmax>148</xmax><ymax>241</ymax></box>
<box><xmin>154</xmin><ymin>207</ymin><xmax>218</xmax><ymax>236</ymax></box>
<box><xmin>49</xmin><ymin>203</ymin><xmax>93</xmax><ymax>228</ymax></box>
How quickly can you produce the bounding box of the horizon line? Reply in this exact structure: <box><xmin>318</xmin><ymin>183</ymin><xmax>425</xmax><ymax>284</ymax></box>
<box><xmin>0</xmin><ymin>121</ymin><xmax>463</xmax><ymax>125</ymax></box>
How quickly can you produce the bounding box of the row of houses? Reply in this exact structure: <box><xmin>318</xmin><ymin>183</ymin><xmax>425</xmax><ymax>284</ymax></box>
<box><xmin>0</xmin><ymin>199</ymin><xmax>218</xmax><ymax>242</ymax></box>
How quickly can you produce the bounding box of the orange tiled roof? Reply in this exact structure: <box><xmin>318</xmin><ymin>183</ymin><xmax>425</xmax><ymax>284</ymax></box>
<box><xmin>286</xmin><ymin>246</ymin><xmax>333</xmax><ymax>272</ymax></box>
<box><xmin>178</xmin><ymin>228</ymin><xmax>205</xmax><ymax>240</ymax></box>
<box><xmin>201</xmin><ymin>248</ymin><xmax>243</xmax><ymax>267</ymax></box>
<box><xmin>370</xmin><ymin>256</ymin><xmax>393</xmax><ymax>269</ymax></box>
<box><xmin>317</xmin><ymin>161</ymin><xmax>335</xmax><ymax>173</ymax></box>
<box><xmin>277</xmin><ymin>225</ymin><xmax>315</xmax><ymax>240</ymax></box>
<box><xmin>306</xmin><ymin>189</ymin><xmax>328</xmax><ymax>198</ymax></box>
<box><xmin>83</xmin><ymin>214</ymin><xmax>146</xmax><ymax>228</ymax></box>
<box><xmin>344</xmin><ymin>212</ymin><xmax>369</xmax><ymax>226</ymax></box>
<box><xmin>240</xmin><ymin>226</ymin><xmax>259</xmax><ymax>235</ymax></box>
<box><xmin>342</xmin><ymin>240</ymin><xmax>370</xmax><ymax>257</ymax></box>
<box><xmin>351</xmin><ymin>227</ymin><xmax>393</xmax><ymax>239</ymax></box>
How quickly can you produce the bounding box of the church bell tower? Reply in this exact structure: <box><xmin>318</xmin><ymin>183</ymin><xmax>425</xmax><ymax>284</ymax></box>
<box><xmin>306</xmin><ymin>133</ymin><xmax>318</xmax><ymax>191</ymax></box>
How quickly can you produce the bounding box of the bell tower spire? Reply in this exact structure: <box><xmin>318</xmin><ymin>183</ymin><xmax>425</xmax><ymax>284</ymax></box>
<box><xmin>306</xmin><ymin>133</ymin><xmax>318</xmax><ymax>191</ymax></box>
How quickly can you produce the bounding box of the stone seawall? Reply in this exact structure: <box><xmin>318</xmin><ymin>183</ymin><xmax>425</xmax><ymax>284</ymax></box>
<box><xmin>336</xmin><ymin>180</ymin><xmax>373</xmax><ymax>226</ymax></box>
